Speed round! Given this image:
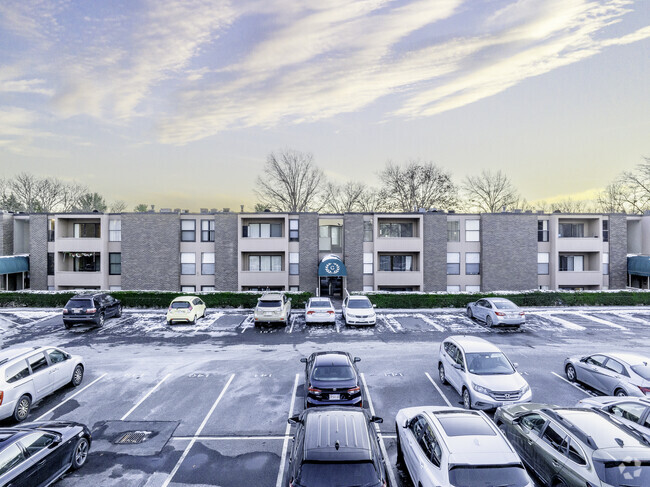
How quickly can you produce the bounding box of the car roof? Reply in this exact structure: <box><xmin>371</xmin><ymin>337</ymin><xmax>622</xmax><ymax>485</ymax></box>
<box><xmin>348</xmin><ymin>295</ymin><xmax>370</xmax><ymax>300</ymax></box>
<box><xmin>447</xmin><ymin>335</ymin><xmax>500</xmax><ymax>353</ymax></box>
<box><xmin>259</xmin><ymin>292</ymin><xmax>284</xmax><ymax>301</ymax></box>
<box><xmin>606</xmin><ymin>352</ymin><xmax>649</xmax><ymax>366</ymax></box>
<box><xmin>308</xmin><ymin>297</ymin><xmax>332</xmax><ymax>303</ymax></box>
<box><xmin>313</xmin><ymin>352</ymin><xmax>351</xmax><ymax>366</ymax></box>
<box><xmin>303</xmin><ymin>408</ymin><xmax>372</xmax><ymax>462</ymax></box>
<box><xmin>171</xmin><ymin>296</ymin><xmax>199</xmax><ymax>302</ymax></box>
<box><xmin>0</xmin><ymin>346</ymin><xmax>43</xmax><ymax>366</ymax></box>
<box><xmin>70</xmin><ymin>293</ymin><xmax>100</xmax><ymax>299</ymax></box>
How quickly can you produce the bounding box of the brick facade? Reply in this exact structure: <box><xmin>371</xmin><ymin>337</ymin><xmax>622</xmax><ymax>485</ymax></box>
<box><xmin>0</xmin><ymin>215</ymin><xmax>14</xmax><ymax>256</ymax></box>
<box><xmin>214</xmin><ymin>213</ymin><xmax>238</xmax><ymax>290</ymax></box>
<box><xmin>343</xmin><ymin>214</ymin><xmax>364</xmax><ymax>292</ymax></box>
<box><xmin>422</xmin><ymin>213</ymin><xmax>447</xmax><ymax>292</ymax></box>
<box><xmin>608</xmin><ymin>214</ymin><xmax>628</xmax><ymax>289</ymax></box>
<box><xmin>298</xmin><ymin>214</ymin><xmax>319</xmax><ymax>292</ymax></box>
<box><xmin>29</xmin><ymin>214</ymin><xmax>48</xmax><ymax>290</ymax></box>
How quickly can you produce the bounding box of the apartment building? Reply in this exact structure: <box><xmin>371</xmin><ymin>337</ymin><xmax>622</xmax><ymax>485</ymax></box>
<box><xmin>0</xmin><ymin>209</ymin><xmax>644</xmax><ymax>294</ymax></box>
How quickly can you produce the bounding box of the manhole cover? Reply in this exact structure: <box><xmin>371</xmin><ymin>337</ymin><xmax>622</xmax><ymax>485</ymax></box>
<box><xmin>115</xmin><ymin>431</ymin><xmax>151</xmax><ymax>445</ymax></box>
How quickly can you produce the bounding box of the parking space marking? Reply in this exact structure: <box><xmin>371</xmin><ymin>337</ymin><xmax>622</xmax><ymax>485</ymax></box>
<box><xmin>121</xmin><ymin>373</ymin><xmax>171</xmax><ymax>420</ymax></box>
<box><xmin>359</xmin><ymin>373</ymin><xmax>398</xmax><ymax>487</ymax></box>
<box><xmin>275</xmin><ymin>373</ymin><xmax>300</xmax><ymax>487</ymax></box>
<box><xmin>171</xmin><ymin>435</ymin><xmax>288</xmax><ymax>441</ymax></box>
<box><xmin>532</xmin><ymin>312</ymin><xmax>586</xmax><ymax>331</ymax></box>
<box><xmin>424</xmin><ymin>372</ymin><xmax>453</xmax><ymax>407</ymax></box>
<box><xmin>35</xmin><ymin>373</ymin><xmax>107</xmax><ymax>421</ymax></box>
<box><xmin>379</xmin><ymin>315</ymin><xmax>397</xmax><ymax>333</ymax></box>
<box><xmin>161</xmin><ymin>373</ymin><xmax>235</xmax><ymax>487</ymax></box>
<box><xmin>610</xmin><ymin>311</ymin><xmax>650</xmax><ymax>325</ymax></box>
<box><xmin>288</xmin><ymin>314</ymin><xmax>296</xmax><ymax>333</ymax></box>
<box><xmin>240</xmin><ymin>315</ymin><xmax>255</xmax><ymax>333</ymax></box>
<box><xmin>550</xmin><ymin>372</ymin><xmax>596</xmax><ymax>397</ymax></box>
<box><xmin>414</xmin><ymin>313</ymin><xmax>445</xmax><ymax>332</ymax></box>
<box><xmin>579</xmin><ymin>314</ymin><xmax>627</xmax><ymax>330</ymax></box>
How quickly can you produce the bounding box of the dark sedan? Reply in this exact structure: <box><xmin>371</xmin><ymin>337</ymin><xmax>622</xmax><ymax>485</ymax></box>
<box><xmin>301</xmin><ymin>351</ymin><xmax>363</xmax><ymax>408</ymax></box>
<box><xmin>63</xmin><ymin>292</ymin><xmax>122</xmax><ymax>328</ymax></box>
<box><xmin>0</xmin><ymin>421</ymin><xmax>91</xmax><ymax>486</ymax></box>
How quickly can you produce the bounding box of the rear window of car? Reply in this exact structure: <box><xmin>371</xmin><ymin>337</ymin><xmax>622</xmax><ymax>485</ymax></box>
<box><xmin>66</xmin><ymin>299</ymin><xmax>93</xmax><ymax>308</ymax></box>
<box><xmin>448</xmin><ymin>464</ymin><xmax>530</xmax><ymax>487</ymax></box>
<box><xmin>348</xmin><ymin>299</ymin><xmax>372</xmax><ymax>309</ymax></box>
<box><xmin>309</xmin><ymin>301</ymin><xmax>331</xmax><ymax>308</ymax></box>
<box><xmin>437</xmin><ymin>415</ymin><xmax>496</xmax><ymax>437</ymax></box>
<box><xmin>631</xmin><ymin>364</ymin><xmax>650</xmax><ymax>380</ymax></box>
<box><xmin>258</xmin><ymin>300</ymin><xmax>282</xmax><ymax>308</ymax></box>
<box><xmin>297</xmin><ymin>462</ymin><xmax>378</xmax><ymax>486</ymax></box>
<box><xmin>5</xmin><ymin>361</ymin><xmax>30</xmax><ymax>384</ymax></box>
<box><xmin>312</xmin><ymin>365</ymin><xmax>355</xmax><ymax>381</ymax></box>
<box><xmin>171</xmin><ymin>301</ymin><xmax>191</xmax><ymax>309</ymax></box>
<box><xmin>493</xmin><ymin>300</ymin><xmax>518</xmax><ymax>310</ymax></box>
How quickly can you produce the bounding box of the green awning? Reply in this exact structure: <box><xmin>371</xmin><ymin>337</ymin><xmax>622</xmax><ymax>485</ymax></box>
<box><xmin>628</xmin><ymin>256</ymin><xmax>650</xmax><ymax>277</ymax></box>
<box><xmin>0</xmin><ymin>256</ymin><xmax>29</xmax><ymax>275</ymax></box>
<box><xmin>318</xmin><ymin>255</ymin><xmax>347</xmax><ymax>277</ymax></box>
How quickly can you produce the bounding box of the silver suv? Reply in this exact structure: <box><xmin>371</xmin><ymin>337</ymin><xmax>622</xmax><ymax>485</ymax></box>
<box><xmin>253</xmin><ymin>292</ymin><xmax>292</xmax><ymax>324</ymax></box>
<box><xmin>0</xmin><ymin>346</ymin><xmax>84</xmax><ymax>422</ymax></box>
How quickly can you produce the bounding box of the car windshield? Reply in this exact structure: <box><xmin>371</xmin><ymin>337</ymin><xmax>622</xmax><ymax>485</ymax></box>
<box><xmin>466</xmin><ymin>352</ymin><xmax>515</xmax><ymax>375</ymax></box>
<box><xmin>312</xmin><ymin>365</ymin><xmax>355</xmax><ymax>381</ymax></box>
<box><xmin>348</xmin><ymin>299</ymin><xmax>372</xmax><ymax>309</ymax></box>
<box><xmin>258</xmin><ymin>300</ymin><xmax>282</xmax><ymax>308</ymax></box>
<box><xmin>631</xmin><ymin>364</ymin><xmax>650</xmax><ymax>380</ymax></box>
<box><xmin>171</xmin><ymin>301</ymin><xmax>191</xmax><ymax>309</ymax></box>
<box><xmin>594</xmin><ymin>460</ymin><xmax>650</xmax><ymax>486</ymax></box>
<box><xmin>448</xmin><ymin>464</ymin><xmax>530</xmax><ymax>487</ymax></box>
<box><xmin>66</xmin><ymin>299</ymin><xmax>93</xmax><ymax>308</ymax></box>
<box><xmin>492</xmin><ymin>300</ymin><xmax>518</xmax><ymax>310</ymax></box>
<box><xmin>310</xmin><ymin>301</ymin><xmax>331</xmax><ymax>308</ymax></box>
<box><xmin>297</xmin><ymin>461</ymin><xmax>379</xmax><ymax>487</ymax></box>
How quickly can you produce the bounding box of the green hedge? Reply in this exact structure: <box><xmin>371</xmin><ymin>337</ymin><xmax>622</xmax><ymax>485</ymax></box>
<box><xmin>0</xmin><ymin>291</ymin><xmax>313</xmax><ymax>309</ymax></box>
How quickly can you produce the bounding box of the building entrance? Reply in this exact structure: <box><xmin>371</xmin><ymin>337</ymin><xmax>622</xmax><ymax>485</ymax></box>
<box><xmin>319</xmin><ymin>276</ymin><xmax>342</xmax><ymax>297</ymax></box>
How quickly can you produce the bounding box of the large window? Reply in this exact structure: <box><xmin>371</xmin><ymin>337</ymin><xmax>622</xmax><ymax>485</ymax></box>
<box><xmin>465</xmin><ymin>252</ymin><xmax>480</xmax><ymax>275</ymax></box>
<box><xmin>248</xmin><ymin>255</ymin><xmax>282</xmax><ymax>272</ymax></box>
<box><xmin>363</xmin><ymin>253</ymin><xmax>373</xmax><ymax>274</ymax></box>
<box><xmin>47</xmin><ymin>253</ymin><xmax>54</xmax><ymax>275</ymax></box>
<box><xmin>538</xmin><ymin>220</ymin><xmax>549</xmax><ymax>242</ymax></box>
<box><xmin>602</xmin><ymin>253</ymin><xmax>609</xmax><ymax>275</ymax></box>
<box><xmin>109</xmin><ymin>220</ymin><xmax>121</xmax><ymax>242</ymax></box>
<box><xmin>201</xmin><ymin>220</ymin><xmax>215</xmax><ymax>242</ymax></box>
<box><xmin>465</xmin><ymin>220</ymin><xmax>480</xmax><ymax>241</ymax></box>
<box><xmin>363</xmin><ymin>221</ymin><xmax>373</xmax><ymax>242</ymax></box>
<box><xmin>289</xmin><ymin>219</ymin><xmax>299</xmax><ymax>241</ymax></box>
<box><xmin>602</xmin><ymin>220</ymin><xmax>609</xmax><ymax>242</ymax></box>
<box><xmin>71</xmin><ymin>253</ymin><xmax>100</xmax><ymax>272</ymax></box>
<box><xmin>244</xmin><ymin>222</ymin><xmax>282</xmax><ymax>238</ymax></box>
<box><xmin>109</xmin><ymin>253</ymin><xmax>121</xmax><ymax>275</ymax></box>
<box><xmin>201</xmin><ymin>252</ymin><xmax>215</xmax><ymax>275</ymax></box>
<box><xmin>47</xmin><ymin>219</ymin><xmax>55</xmax><ymax>242</ymax></box>
<box><xmin>289</xmin><ymin>253</ymin><xmax>299</xmax><ymax>275</ymax></box>
<box><xmin>319</xmin><ymin>225</ymin><xmax>342</xmax><ymax>251</ymax></box>
<box><xmin>181</xmin><ymin>252</ymin><xmax>196</xmax><ymax>275</ymax></box>
<box><xmin>73</xmin><ymin>222</ymin><xmax>100</xmax><ymax>238</ymax></box>
<box><xmin>559</xmin><ymin>223</ymin><xmax>584</xmax><ymax>238</ymax></box>
<box><xmin>538</xmin><ymin>253</ymin><xmax>549</xmax><ymax>275</ymax></box>
<box><xmin>181</xmin><ymin>220</ymin><xmax>196</xmax><ymax>242</ymax></box>
<box><xmin>379</xmin><ymin>255</ymin><xmax>413</xmax><ymax>272</ymax></box>
<box><xmin>379</xmin><ymin>222</ymin><xmax>413</xmax><ymax>238</ymax></box>
<box><xmin>559</xmin><ymin>255</ymin><xmax>584</xmax><ymax>271</ymax></box>
<box><xmin>447</xmin><ymin>252</ymin><xmax>460</xmax><ymax>275</ymax></box>
<box><xmin>447</xmin><ymin>220</ymin><xmax>460</xmax><ymax>242</ymax></box>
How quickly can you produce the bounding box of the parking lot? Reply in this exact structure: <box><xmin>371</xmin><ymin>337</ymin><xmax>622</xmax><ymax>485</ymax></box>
<box><xmin>1</xmin><ymin>305</ymin><xmax>649</xmax><ymax>486</ymax></box>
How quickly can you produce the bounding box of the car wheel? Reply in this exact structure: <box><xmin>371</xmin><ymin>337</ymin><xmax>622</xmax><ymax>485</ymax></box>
<box><xmin>64</xmin><ymin>322</ymin><xmax>73</xmax><ymax>330</ymax></box>
<box><xmin>71</xmin><ymin>436</ymin><xmax>90</xmax><ymax>470</ymax></box>
<box><xmin>565</xmin><ymin>364</ymin><xmax>577</xmax><ymax>382</ymax></box>
<box><xmin>166</xmin><ymin>320</ymin><xmax>172</xmax><ymax>325</ymax></box>
<box><xmin>97</xmin><ymin>313</ymin><xmax>105</xmax><ymax>327</ymax></box>
<box><xmin>438</xmin><ymin>363</ymin><xmax>448</xmax><ymax>385</ymax></box>
<box><xmin>615</xmin><ymin>388</ymin><xmax>627</xmax><ymax>397</ymax></box>
<box><xmin>462</xmin><ymin>388</ymin><xmax>472</xmax><ymax>409</ymax></box>
<box><xmin>71</xmin><ymin>364</ymin><xmax>84</xmax><ymax>387</ymax></box>
<box><xmin>466</xmin><ymin>307</ymin><xmax>473</xmax><ymax>319</ymax></box>
<box><xmin>13</xmin><ymin>395</ymin><xmax>31</xmax><ymax>422</ymax></box>
<box><xmin>486</xmin><ymin>315</ymin><xmax>493</xmax><ymax>327</ymax></box>
<box><xmin>191</xmin><ymin>314</ymin><xmax>197</xmax><ymax>325</ymax></box>
<box><xmin>116</xmin><ymin>305</ymin><xmax>122</xmax><ymax>318</ymax></box>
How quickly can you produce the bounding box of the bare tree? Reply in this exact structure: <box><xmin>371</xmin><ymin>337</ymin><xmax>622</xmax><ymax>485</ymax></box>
<box><xmin>109</xmin><ymin>200</ymin><xmax>128</xmax><ymax>212</ymax></box>
<box><xmin>34</xmin><ymin>177</ymin><xmax>67</xmax><ymax>213</ymax></box>
<box><xmin>550</xmin><ymin>198</ymin><xmax>592</xmax><ymax>213</ymax></box>
<box><xmin>74</xmin><ymin>193</ymin><xmax>107</xmax><ymax>212</ymax></box>
<box><xmin>612</xmin><ymin>157</ymin><xmax>650</xmax><ymax>214</ymax></box>
<box><xmin>254</xmin><ymin>203</ymin><xmax>270</xmax><ymax>212</ymax></box>
<box><xmin>60</xmin><ymin>182</ymin><xmax>88</xmax><ymax>212</ymax></box>
<box><xmin>378</xmin><ymin>160</ymin><xmax>457</xmax><ymax>212</ymax></box>
<box><xmin>357</xmin><ymin>187</ymin><xmax>389</xmax><ymax>213</ymax></box>
<box><xmin>9</xmin><ymin>173</ymin><xmax>40</xmax><ymax>212</ymax></box>
<box><xmin>133</xmin><ymin>203</ymin><xmax>149</xmax><ymax>212</ymax></box>
<box><xmin>596</xmin><ymin>181</ymin><xmax>630</xmax><ymax>213</ymax></box>
<box><xmin>462</xmin><ymin>170</ymin><xmax>520</xmax><ymax>213</ymax></box>
<box><xmin>254</xmin><ymin>149</ymin><xmax>325</xmax><ymax>212</ymax></box>
<box><xmin>322</xmin><ymin>181</ymin><xmax>366</xmax><ymax>213</ymax></box>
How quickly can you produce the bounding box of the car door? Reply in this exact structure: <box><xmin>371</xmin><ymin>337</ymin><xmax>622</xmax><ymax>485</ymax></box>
<box><xmin>105</xmin><ymin>295</ymin><xmax>118</xmax><ymax>317</ymax></box>
<box><xmin>403</xmin><ymin>415</ymin><xmax>426</xmax><ymax>483</ymax></box>
<box><xmin>45</xmin><ymin>348</ymin><xmax>70</xmax><ymax>391</ymax></box>
<box><xmin>416</xmin><ymin>423</ymin><xmax>445</xmax><ymax>487</ymax></box>
<box><xmin>27</xmin><ymin>352</ymin><xmax>53</xmax><ymax>398</ymax></box>
<box><xmin>473</xmin><ymin>300</ymin><xmax>486</xmax><ymax>320</ymax></box>
<box><xmin>576</xmin><ymin>355</ymin><xmax>608</xmax><ymax>390</ymax></box>
<box><xmin>20</xmin><ymin>432</ymin><xmax>68</xmax><ymax>486</ymax></box>
<box><xmin>0</xmin><ymin>443</ymin><xmax>35</xmax><ymax>487</ymax></box>
<box><xmin>600</xmin><ymin>358</ymin><xmax>629</xmax><ymax>394</ymax></box>
<box><xmin>510</xmin><ymin>413</ymin><xmax>547</xmax><ymax>471</ymax></box>
<box><xmin>442</xmin><ymin>343</ymin><xmax>460</xmax><ymax>391</ymax></box>
<box><xmin>341</xmin><ymin>297</ymin><xmax>348</xmax><ymax>319</ymax></box>
<box><xmin>532</xmin><ymin>421</ymin><xmax>569</xmax><ymax>486</ymax></box>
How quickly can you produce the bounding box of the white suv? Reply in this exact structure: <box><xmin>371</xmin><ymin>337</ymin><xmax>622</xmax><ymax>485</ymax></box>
<box><xmin>342</xmin><ymin>295</ymin><xmax>376</xmax><ymax>325</ymax></box>
<box><xmin>0</xmin><ymin>346</ymin><xmax>84</xmax><ymax>422</ymax></box>
<box><xmin>395</xmin><ymin>406</ymin><xmax>533</xmax><ymax>487</ymax></box>
<box><xmin>253</xmin><ymin>292</ymin><xmax>292</xmax><ymax>324</ymax></box>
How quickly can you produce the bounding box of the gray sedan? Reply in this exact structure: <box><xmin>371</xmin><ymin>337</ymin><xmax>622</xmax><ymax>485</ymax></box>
<box><xmin>466</xmin><ymin>297</ymin><xmax>525</xmax><ymax>327</ymax></box>
<box><xmin>564</xmin><ymin>352</ymin><xmax>650</xmax><ymax>397</ymax></box>
<box><xmin>576</xmin><ymin>396</ymin><xmax>650</xmax><ymax>441</ymax></box>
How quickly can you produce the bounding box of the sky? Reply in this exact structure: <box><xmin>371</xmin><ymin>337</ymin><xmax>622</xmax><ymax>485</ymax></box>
<box><xmin>0</xmin><ymin>0</ymin><xmax>649</xmax><ymax>211</ymax></box>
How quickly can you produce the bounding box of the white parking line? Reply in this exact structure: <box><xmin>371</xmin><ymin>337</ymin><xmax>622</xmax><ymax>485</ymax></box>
<box><xmin>425</xmin><ymin>372</ymin><xmax>453</xmax><ymax>407</ymax></box>
<box><xmin>359</xmin><ymin>373</ymin><xmax>398</xmax><ymax>487</ymax></box>
<box><xmin>240</xmin><ymin>315</ymin><xmax>255</xmax><ymax>333</ymax></box>
<box><xmin>171</xmin><ymin>435</ymin><xmax>288</xmax><ymax>441</ymax></box>
<box><xmin>415</xmin><ymin>313</ymin><xmax>445</xmax><ymax>332</ymax></box>
<box><xmin>35</xmin><ymin>373</ymin><xmax>107</xmax><ymax>421</ymax></box>
<box><xmin>288</xmin><ymin>315</ymin><xmax>296</xmax><ymax>333</ymax></box>
<box><xmin>581</xmin><ymin>314</ymin><xmax>627</xmax><ymax>330</ymax></box>
<box><xmin>161</xmin><ymin>374</ymin><xmax>235</xmax><ymax>487</ymax></box>
<box><xmin>121</xmin><ymin>373</ymin><xmax>171</xmax><ymax>420</ymax></box>
<box><xmin>275</xmin><ymin>373</ymin><xmax>299</xmax><ymax>487</ymax></box>
<box><xmin>550</xmin><ymin>372</ymin><xmax>595</xmax><ymax>396</ymax></box>
<box><xmin>379</xmin><ymin>315</ymin><xmax>396</xmax><ymax>333</ymax></box>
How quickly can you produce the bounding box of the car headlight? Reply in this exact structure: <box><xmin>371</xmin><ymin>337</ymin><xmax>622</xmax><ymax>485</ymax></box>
<box><xmin>472</xmin><ymin>383</ymin><xmax>491</xmax><ymax>395</ymax></box>
<box><xmin>520</xmin><ymin>384</ymin><xmax>530</xmax><ymax>394</ymax></box>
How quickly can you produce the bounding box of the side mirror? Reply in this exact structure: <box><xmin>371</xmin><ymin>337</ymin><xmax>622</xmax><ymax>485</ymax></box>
<box><xmin>372</xmin><ymin>304</ymin><xmax>377</xmax><ymax>308</ymax></box>
<box><xmin>288</xmin><ymin>415</ymin><xmax>301</xmax><ymax>424</ymax></box>
<box><xmin>353</xmin><ymin>357</ymin><xmax>361</xmax><ymax>363</ymax></box>
<box><xmin>370</xmin><ymin>416</ymin><xmax>383</xmax><ymax>424</ymax></box>
<box><xmin>65</xmin><ymin>353</ymin><xmax>72</xmax><ymax>360</ymax></box>
<box><xmin>49</xmin><ymin>435</ymin><xmax>63</xmax><ymax>447</ymax></box>
<box><xmin>580</xmin><ymin>356</ymin><xmax>587</xmax><ymax>363</ymax></box>
<box><xmin>300</xmin><ymin>358</ymin><xmax>307</xmax><ymax>363</ymax></box>
<box><xmin>453</xmin><ymin>363</ymin><xmax>461</xmax><ymax>370</ymax></box>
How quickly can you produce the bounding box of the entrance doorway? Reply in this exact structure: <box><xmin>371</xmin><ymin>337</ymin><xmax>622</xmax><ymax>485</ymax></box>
<box><xmin>320</xmin><ymin>276</ymin><xmax>342</xmax><ymax>297</ymax></box>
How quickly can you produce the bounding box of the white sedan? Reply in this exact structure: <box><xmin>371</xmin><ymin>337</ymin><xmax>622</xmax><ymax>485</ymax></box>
<box><xmin>304</xmin><ymin>297</ymin><xmax>336</xmax><ymax>324</ymax></box>
<box><xmin>342</xmin><ymin>295</ymin><xmax>376</xmax><ymax>325</ymax></box>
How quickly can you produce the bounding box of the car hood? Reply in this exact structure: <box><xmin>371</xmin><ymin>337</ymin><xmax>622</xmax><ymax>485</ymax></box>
<box><xmin>471</xmin><ymin>372</ymin><xmax>527</xmax><ymax>391</ymax></box>
<box><xmin>346</xmin><ymin>308</ymin><xmax>375</xmax><ymax>315</ymax></box>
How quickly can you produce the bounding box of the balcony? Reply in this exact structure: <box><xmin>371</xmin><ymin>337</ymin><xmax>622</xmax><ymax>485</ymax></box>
<box><xmin>55</xmin><ymin>271</ymin><xmax>103</xmax><ymax>288</ymax></box>
<box><xmin>556</xmin><ymin>237</ymin><xmax>602</xmax><ymax>253</ymax></box>
<box><xmin>239</xmin><ymin>271</ymin><xmax>287</xmax><ymax>288</ymax></box>
<box><xmin>375</xmin><ymin>238</ymin><xmax>422</xmax><ymax>253</ymax></box>
<box><xmin>556</xmin><ymin>271</ymin><xmax>603</xmax><ymax>287</ymax></box>
<box><xmin>239</xmin><ymin>238</ymin><xmax>287</xmax><ymax>252</ymax></box>
<box><xmin>56</xmin><ymin>237</ymin><xmax>103</xmax><ymax>253</ymax></box>
<box><xmin>374</xmin><ymin>271</ymin><xmax>422</xmax><ymax>288</ymax></box>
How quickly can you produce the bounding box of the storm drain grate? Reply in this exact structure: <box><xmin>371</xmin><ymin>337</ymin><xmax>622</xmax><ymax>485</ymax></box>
<box><xmin>115</xmin><ymin>431</ymin><xmax>152</xmax><ymax>445</ymax></box>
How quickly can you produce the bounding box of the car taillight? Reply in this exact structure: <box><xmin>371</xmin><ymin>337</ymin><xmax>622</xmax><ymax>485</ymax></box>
<box><xmin>495</xmin><ymin>311</ymin><xmax>505</xmax><ymax>316</ymax></box>
<box><xmin>307</xmin><ymin>311</ymin><xmax>314</xmax><ymax>315</ymax></box>
<box><xmin>519</xmin><ymin>312</ymin><xmax>525</xmax><ymax>316</ymax></box>
<box><xmin>86</xmin><ymin>308</ymin><xmax>96</xmax><ymax>314</ymax></box>
<box><xmin>348</xmin><ymin>386</ymin><xmax>360</xmax><ymax>394</ymax></box>
<box><xmin>308</xmin><ymin>387</ymin><xmax>321</xmax><ymax>394</ymax></box>
<box><xmin>188</xmin><ymin>305</ymin><xmax>193</xmax><ymax>311</ymax></box>
<box><xmin>63</xmin><ymin>309</ymin><xmax>69</xmax><ymax>314</ymax></box>
<box><xmin>327</xmin><ymin>310</ymin><xmax>334</xmax><ymax>314</ymax></box>
<box><xmin>639</xmin><ymin>386</ymin><xmax>650</xmax><ymax>395</ymax></box>
<box><xmin>0</xmin><ymin>391</ymin><xmax>3</xmax><ymax>406</ymax></box>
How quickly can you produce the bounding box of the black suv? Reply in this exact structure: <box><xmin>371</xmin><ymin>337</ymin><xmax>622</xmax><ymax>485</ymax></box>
<box><xmin>62</xmin><ymin>293</ymin><xmax>122</xmax><ymax>329</ymax></box>
<box><xmin>288</xmin><ymin>407</ymin><xmax>388</xmax><ymax>487</ymax></box>
<box><xmin>301</xmin><ymin>351</ymin><xmax>362</xmax><ymax>408</ymax></box>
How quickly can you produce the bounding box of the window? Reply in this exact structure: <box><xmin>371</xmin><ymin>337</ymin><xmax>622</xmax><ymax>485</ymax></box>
<box><xmin>248</xmin><ymin>255</ymin><xmax>282</xmax><ymax>272</ymax></box>
<box><xmin>602</xmin><ymin>253</ymin><xmax>609</xmax><ymax>275</ymax></box>
<box><xmin>47</xmin><ymin>218</ymin><xmax>55</xmax><ymax>242</ymax></box>
<box><xmin>521</xmin><ymin>413</ymin><xmax>546</xmax><ymax>434</ymax></box>
<box><xmin>28</xmin><ymin>353</ymin><xmax>48</xmax><ymax>373</ymax></box>
<box><xmin>447</xmin><ymin>220</ymin><xmax>460</xmax><ymax>242</ymax></box>
<box><xmin>447</xmin><ymin>285</ymin><xmax>460</xmax><ymax>292</ymax></box>
<box><xmin>363</xmin><ymin>253</ymin><xmax>373</xmax><ymax>274</ymax></box>
<box><xmin>419</xmin><ymin>424</ymin><xmax>442</xmax><ymax>468</ymax></box>
<box><xmin>559</xmin><ymin>223</ymin><xmax>584</xmax><ymax>238</ymax></box>
<box><xmin>109</xmin><ymin>219</ymin><xmax>121</xmax><ymax>241</ymax></box>
<box><xmin>379</xmin><ymin>255</ymin><xmax>413</xmax><ymax>272</ymax></box>
<box><xmin>0</xmin><ymin>444</ymin><xmax>26</xmax><ymax>476</ymax></box>
<box><xmin>181</xmin><ymin>252</ymin><xmax>196</xmax><ymax>275</ymax></box>
<box><xmin>181</xmin><ymin>220</ymin><xmax>196</xmax><ymax>241</ymax></box>
<box><xmin>5</xmin><ymin>361</ymin><xmax>30</xmax><ymax>383</ymax></box>
<box><xmin>47</xmin><ymin>252</ymin><xmax>54</xmax><ymax>275</ymax></box>
<box><xmin>541</xmin><ymin>423</ymin><xmax>566</xmax><ymax>452</ymax></box>
<box><xmin>363</xmin><ymin>285</ymin><xmax>373</xmax><ymax>292</ymax></box>
<box><xmin>538</xmin><ymin>220</ymin><xmax>549</xmax><ymax>242</ymax></box>
<box><xmin>72</xmin><ymin>253</ymin><xmax>100</xmax><ymax>272</ymax></box>
<box><xmin>181</xmin><ymin>286</ymin><xmax>195</xmax><ymax>292</ymax></box>
<box><xmin>289</xmin><ymin>219</ymin><xmax>299</xmax><ymax>241</ymax></box>
<box><xmin>465</xmin><ymin>219</ymin><xmax>480</xmax><ymax>241</ymax></box>
<box><xmin>447</xmin><ymin>252</ymin><xmax>460</xmax><ymax>275</ymax></box>
<box><xmin>465</xmin><ymin>252</ymin><xmax>480</xmax><ymax>275</ymax></box>
<box><xmin>109</xmin><ymin>285</ymin><xmax>121</xmax><ymax>291</ymax></box>
<box><xmin>319</xmin><ymin>225</ymin><xmax>342</xmax><ymax>251</ymax></box>
<box><xmin>21</xmin><ymin>432</ymin><xmax>56</xmax><ymax>456</ymax></box>
<box><xmin>109</xmin><ymin>253</ymin><xmax>121</xmax><ymax>275</ymax></box>
<box><xmin>245</xmin><ymin>223</ymin><xmax>282</xmax><ymax>238</ymax></box>
<box><xmin>201</xmin><ymin>252</ymin><xmax>215</xmax><ymax>275</ymax></box>
<box><xmin>201</xmin><ymin>220</ymin><xmax>215</xmax><ymax>242</ymax></box>
<box><xmin>604</xmin><ymin>359</ymin><xmax>625</xmax><ymax>375</ymax></box>
<box><xmin>289</xmin><ymin>252</ymin><xmax>299</xmax><ymax>275</ymax></box>
<box><xmin>466</xmin><ymin>285</ymin><xmax>480</xmax><ymax>292</ymax></box>
<box><xmin>566</xmin><ymin>439</ymin><xmax>586</xmax><ymax>465</ymax></box>
<box><xmin>602</xmin><ymin>220</ymin><xmax>609</xmax><ymax>242</ymax></box>
<box><xmin>73</xmin><ymin>222</ymin><xmax>100</xmax><ymax>238</ymax></box>
<box><xmin>289</xmin><ymin>286</ymin><xmax>299</xmax><ymax>292</ymax></box>
<box><xmin>559</xmin><ymin>255</ymin><xmax>584</xmax><ymax>271</ymax></box>
<box><xmin>538</xmin><ymin>253</ymin><xmax>549</xmax><ymax>275</ymax></box>
<box><xmin>610</xmin><ymin>403</ymin><xmax>647</xmax><ymax>423</ymax></box>
<box><xmin>378</xmin><ymin>222</ymin><xmax>413</xmax><ymax>238</ymax></box>
<box><xmin>363</xmin><ymin>221</ymin><xmax>373</xmax><ymax>242</ymax></box>
<box><xmin>586</xmin><ymin>355</ymin><xmax>607</xmax><ymax>366</ymax></box>
<box><xmin>201</xmin><ymin>286</ymin><xmax>215</xmax><ymax>292</ymax></box>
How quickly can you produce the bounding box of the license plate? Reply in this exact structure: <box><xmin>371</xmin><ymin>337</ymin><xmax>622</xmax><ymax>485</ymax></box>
<box><xmin>329</xmin><ymin>394</ymin><xmax>340</xmax><ymax>401</ymax></box>
<box><xmin>73</xmin><ymin>309</ymin><xmax>81</xmax><ymax>314</ymax></box>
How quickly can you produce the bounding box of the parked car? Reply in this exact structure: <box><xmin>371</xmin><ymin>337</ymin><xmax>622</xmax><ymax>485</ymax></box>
<box><xmin>300</xmin><ymin>351</ymin><xmax>362</xmax><ymax>408</ymax></box>
<box><xmin>495</xmin><ymin>403</ymin><xmax>650</xmax><ymax>487</ymax></box>
<box><xmin>466</xmin><ymin>297</ymin><xmax>525</xmax><ymax>327</ymax></box>
<box><xmin>576</xmin><ymin>396</ymin><xmax>650</xmax><ymax>441</ymax></box>
<box><xmin>564</xmin><ymin>352</ymin><xmax>650</xmax><ymax>397</ymax></box>
<box><xmin>166</xmin><ymin>296</ymin><xmax>206</xmax><ymax>325</ymax></box>
<box><xmin>62</xmin><ymin>292</ymin><xmax>122</xmax><ymax>329</ymax></box>
<box><xmin>395</xmin><ymin>406</ymin><xmax>533</xmax><ymax>487</ymax></box>
<box><xmin>304</xmin><ymin>297</ymin><xmax>336</xmax><ymax>325</ymax></box>
<box><xmin>438</xmin><ymin>335</ymin><xmax>532</xmax><ymax>410</ymax></box>
<box><xmin>342</xmin><ymin>295</ymin><xmax>376</xmax><ymax>326</ymax></box>
<box><xmin>287</xmin><ymin>407</ymin><xmax>387</xmax><ymax>487</ymax></box>
<box><xmin>0</xmin><ymin>420</ymin><xmax>91</xmax><ymax>486</ymax></box>
<box><xmin>253</xmin><ymin>292</ymin><xmax>291</xmax><ymax>324</ymax></box>
<box><xmin>0</xmin><ymin>346</ymin><xmax>84</xmax><ymax>422</ymax></box>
